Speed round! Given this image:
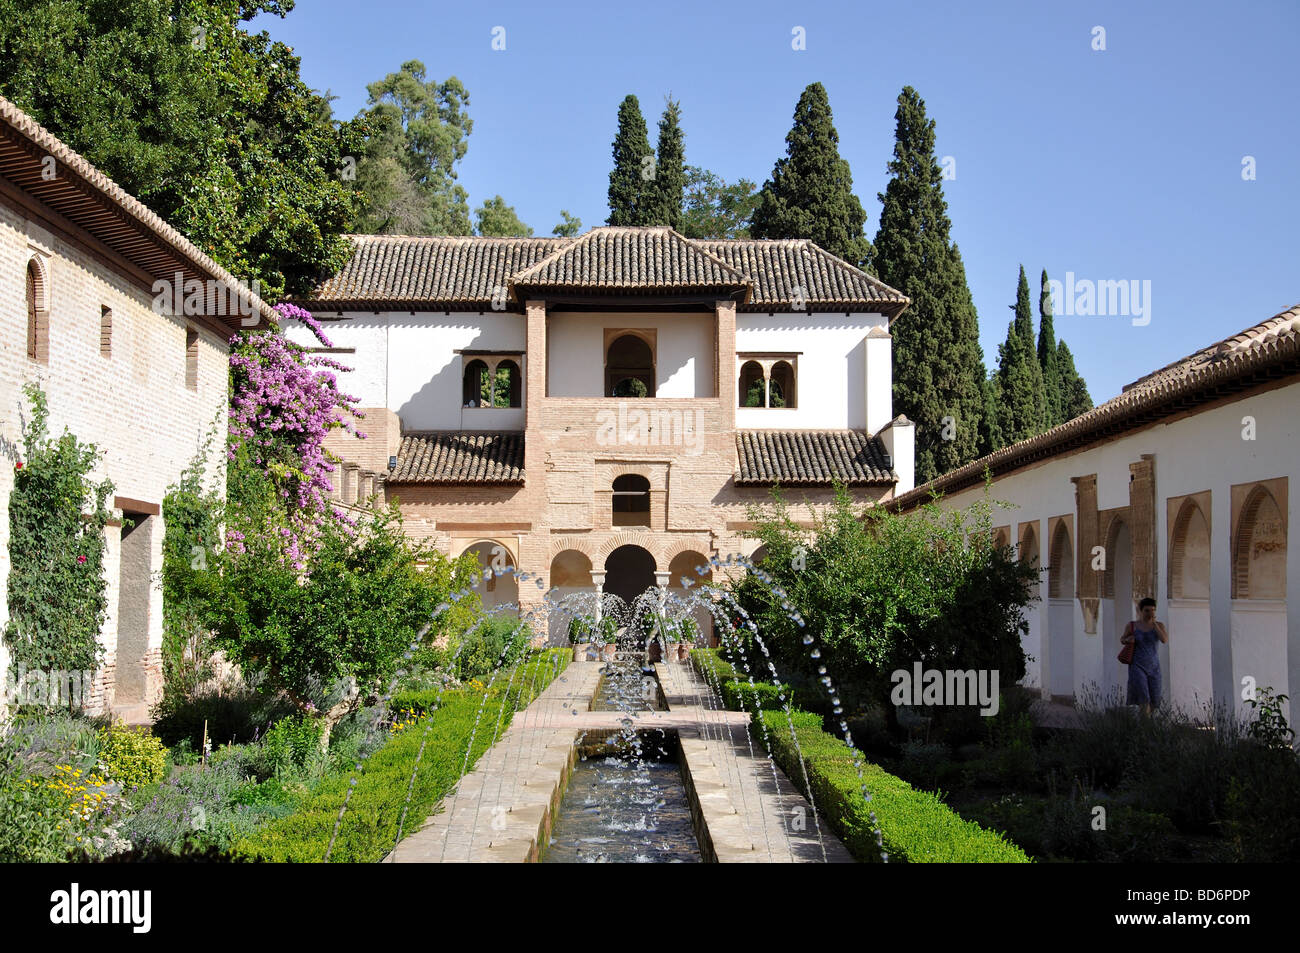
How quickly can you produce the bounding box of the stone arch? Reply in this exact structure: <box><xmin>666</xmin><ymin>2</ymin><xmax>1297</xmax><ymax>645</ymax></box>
<box><xmin>605</xmin><ymin>333</ymin><xmax>655</xmax><ymax>397</ymax></box>
<box><xmin>1233</xmin><ymin>484</ymin><xmax>1287</xmax><ymax>599</ymax></box>
<box><xmin>547</xmin><ymin>535</ymin><xmax>596</xmax><ymax>564</ymax></box>
<box><xmin>1101</xmin><ymin>513</ymin><xmax>1129</xmax><ymax>599</ymax></box>
<box><xmin>769</xmin><ymin>360</ymin><xmax>796</xmax><ymax>408</ymax></box>
<box><xmin>739</xmin><ymin>360</ymin><xmax>764</xmax><ymax>407</ymax></box>
<box><xmin>612</xmin><ymin>473</ymin><xmax>651</xmax><ymax>527</ymax></box>
<box><xmin>549</xmin><ymin>548</ymin><xmax>593</xmax><ymax>587</ymax></box>
<box><xmin>992</xmin><ymin>525</ymin><xmax>1010</xmax><ymax>550</ymax></box>
<box><xmin>604</xmin><ymin>544</ymin><xmax>657</xmax><ymax>605</ymax></box>
<box><xmin>462</xmin><ymin>358</ymin><xmax>489</xmax><ymax>406</ymax></box>
<box><xmin>597</xmin><ymin>531</ymin><xmax>660</xmax><ymax>569</ymax></box>
<box><xmin>1049</xmin><ymin>520</ymin><xmax>1075</xmax><ymax>599</ymax></box>
<box><xmin>660</xmin><ymin>536</ymin><xmax>715</xmax><ymax>567</ymax></box>
<box><xmin>461</xmin><ymin>539</ymin><xmax>518</xmax><ymax>609</ymax></box>
<box><xmin>1170</xmin><ymin>498</ymin><xmax>1211</xmax><ymax>600</ymax></box>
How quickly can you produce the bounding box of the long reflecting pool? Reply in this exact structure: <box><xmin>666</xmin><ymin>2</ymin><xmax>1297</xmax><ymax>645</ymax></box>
<box><xmin>541</xmin><ymin>730</ymin><xmax>701</xmax><ymax>864</ymax></box>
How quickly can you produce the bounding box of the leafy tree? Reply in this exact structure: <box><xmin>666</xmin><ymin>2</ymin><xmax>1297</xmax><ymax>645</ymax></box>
<box><xmin>474</xmin><ymin>195</ymin><xmax>532</xmax><ymax>237</ymax></box>
<box><xmin>352</xmin><ymin>60</ymin><xmax>473</xmax><ymax>235</ymax></box>
<box><xmin>1056</xmin><ymin>340</ymin><xmax>1094</xmax><ymax>421</ymax></box>
<box><xmin>750</xmin><ymin>82</ymin><xmax>872</xmax><ymax>268</ymax></box>
<box><xmin>0</xmin><ymin>0</ymin><xmax>361</xmax><ymax>299</ymax></box>
<box><xmin>732</xmin><ymin>485</ymin><xmax>1033</xmax><ymax>727</ymax></box>
<box><xmin>680</xmin><ymin>166</ymin><xmax>759</xmax><ymax>238</ymax></box>
<box><xmin>873</xmin><ymin>88</ymin><xmax>986</xmax><ymax>482</ymax></box>
<box><xmin>978</xmin><ymin>375</ymin><xmax>1005</xmax><ymax>455</ymax></box>
<box><xmin>552</xmin><ymin>210</ymin><xmax>583</xmax><ymax>237</ymax></box>
<box><xmin>1037</xmin><ymin>270</ymin><xmax>1063</xmax><ymax>428</ymax></box>
<box><xmin>607</xmin><ymin>94</ymin><xmax>654</xmax><ymax>226</ymax></box>
<box><xmin>644</xmin><ymin>97</ymin><xmax>686</xmax><ymax>228</ymax></box>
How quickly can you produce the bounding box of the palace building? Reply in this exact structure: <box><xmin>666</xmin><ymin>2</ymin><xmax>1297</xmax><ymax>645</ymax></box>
<box><xmin>282</xmin><ymin>227</ymin><xmax>917</xmax><ymax>640</ymax></box>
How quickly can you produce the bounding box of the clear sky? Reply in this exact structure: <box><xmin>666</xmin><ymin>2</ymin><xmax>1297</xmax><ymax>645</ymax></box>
<box><xmin>255</xmin><ymin>0</ymin><xmax>1299</xmax><ymax>404</ymax></box>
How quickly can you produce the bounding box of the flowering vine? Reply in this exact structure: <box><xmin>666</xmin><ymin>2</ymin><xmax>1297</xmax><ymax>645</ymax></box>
<box><xmin>226</xmin><ymin>303</ymin><xmax>364</xmax><ymax>568</ymax></box>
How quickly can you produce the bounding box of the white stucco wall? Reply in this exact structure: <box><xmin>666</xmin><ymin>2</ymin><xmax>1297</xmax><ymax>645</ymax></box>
<box><xmin>735</xmin><ymin>313</ymin><xmax>888</xmax><ymax>430</ymax></box>
<box><xmin>923</xmin><ymin>382</ymin><xmax>1297</xmax><ymax>722</ymax></box>
<box><xmin>546</xmin><ymin>311</ymin><xmax>714</xmax><ymax>399</ymax></box>
<box><xmin>282</xmin><ymin>311</ymin><xmax>527</xmax><ymax>431</ymax></box>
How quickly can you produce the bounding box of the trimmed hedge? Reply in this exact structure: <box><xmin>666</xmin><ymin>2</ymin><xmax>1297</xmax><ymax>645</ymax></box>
<box><xmin>754</xmin><ymin>709</ymin><xmax>1031</xmax><ymax>863</ymax></box>
<box><xmin>689</xmin><ymin>647</ymin><xmax>739</xmax><ymax>685</ymax></box>
<box><xmin>235</xmin><ymin>649</ymin><xmax>569</xmax><ymax>862</ymax></box>
<box><xmin>720</xmin><ymin>678</ymin><xmax>793</xmax><ymax>713</ymax></box>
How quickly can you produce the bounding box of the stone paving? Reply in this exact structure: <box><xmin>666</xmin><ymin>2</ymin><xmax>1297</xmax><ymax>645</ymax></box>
<box><xmin>385</xmin><ymin>656</ymin><xmax>854</xmax><ymax>863</ymax></box>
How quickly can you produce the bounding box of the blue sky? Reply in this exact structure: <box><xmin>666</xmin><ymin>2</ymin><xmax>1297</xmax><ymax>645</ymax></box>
<box><xmin>257</xmin><ymin>0</ymin><xmax>1298</xmax><ymax>404</ymax></box>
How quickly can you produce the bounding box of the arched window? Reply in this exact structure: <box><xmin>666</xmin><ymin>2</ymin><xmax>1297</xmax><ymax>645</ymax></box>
<box><xmin>1049</xmin><ymin>521</ymin><xmax>1074</xmax><ymax>599</ymax></box>
<box><xmin>462</xmin><ymin>359</ymin><xmax>489</xmax><ymax>407</ymax></box>
<box><xmin>1170</xmin><ymin>499</ymin><xmax>1211</xmax><ymax>600</ymax></box>
<box><xmin>26</xmin><ymin>258</ymin><xmax>49</xmax><ymax>363</ymax></box>
<box><xmin>606</xmin><ymin>334</ymin><xmax>654</xmax><ymax>397</ymax></box>
<box><xmin>494</xmin><ymin>359</ymin><xmax>522</xmax><ymax>408</ymax></box>
<box><xmin>739</xmin><ymin>360</ymin><xmax>764</xmax><ymax>407</ymax></box>
<box><xmin>769</xmin><ymin>360</ymin><xmax>796</xmax><ymax>408</ymax></box>
<box><xmin>1233</xmin><ymin>485</ymin><xmax>1286</xmax><ymax>599</ymax></box>
<box><xmin>612</xmin><ymin>474</ymin><xmax>650</xmax><ymax>527</ymax></box>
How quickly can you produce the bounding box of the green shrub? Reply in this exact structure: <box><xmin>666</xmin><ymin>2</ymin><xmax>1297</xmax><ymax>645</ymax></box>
<box><xmin>754</xmin><ymin>708</ymin><xmax>1030</xmax><ymax>863</ymax></box>
<box><xmin>1</xmin><ymin>709</ymin><xmax>102</xmax><ymax>776</ymax></box>
<box><xmin>720</xmin><ymin>679</ymin><xmax>793</xmax><ymax>712</ymax></box>
<box><xmin>0</xmin><ymin>752</ymin><xmax>80</xmax><ymax>861</ymax></box>
<box><xmin>254</xmin><ymin>715</ymin><xmax>326</xmax><ymax>780</ymax></box>
<box><xmin>236</xmin><ymin>650</ymin><xmax>569</xmax><ymax>862</ymax></box>
<box><xmin>97</xmin><ymin>724</ymin><xmax>168</xmax><ymax>788</ymax></box>
<box><xmin>690</xmin><ymin>647</ymin><xmax>740</xmax><ymax>686</ymax></box>
<box><xmin>452</xmin><ymin>615</ymin><xmax>529</xmax><ymax>680</ymax></box>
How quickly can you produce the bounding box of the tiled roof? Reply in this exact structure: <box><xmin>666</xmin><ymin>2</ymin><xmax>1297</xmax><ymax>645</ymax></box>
<box><xmin>299</xmin><ymin>228</ymin><xmax>908</xmax><ymax>316</ymax></box>
<box><xmin>892</xmin><ymin>304</ymin><xmax>1300</xmax><ymax>509</ymax></box>
<box><xmin>735</xmin><ymin>430</ymin><xmax>898</xmax><ymax>485</ymax></box>
<box><xmin>0</xmin><ymin>95</ymin><xmax>276</xmax><ymax>328</ymax></box>
<box><xmin>390</xmin><ymin>432</ymin><xmax>525</xmax><ymax>484</ymax></box>
<box><xmin>311</xmin><ymin>234</ymin><xmax>565</xmax><ymax>307</ymax></box>
<box><xmin>510</xmin><ymin>227</ymin><xmax>751</xmax><ymax>299</ymax></box>
<box><xmin>698</xmin><ymin>239</ymin><xmax>909</xmax><ymax>314</ymax></box>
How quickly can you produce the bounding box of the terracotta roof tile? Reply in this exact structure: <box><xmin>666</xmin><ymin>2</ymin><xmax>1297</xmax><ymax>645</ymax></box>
<box><xmin>391</xmin><ymin>432</ymin><xmax>525</xmax><ymax>484</ymax></box>
<box><xmin>736</xmin><ymin>430</ymin><xmax>897</xmax><ymax>485</ymax></box>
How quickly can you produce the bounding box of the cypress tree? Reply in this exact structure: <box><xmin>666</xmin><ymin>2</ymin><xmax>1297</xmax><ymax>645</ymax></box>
<box><xmin>1056</xmin><ymin>339</ymin><xmax>1094</xmax><ymax>421</ymax></box>
<box><xmin>607</xmin><ymin>95</ymin><xmax>654</xmax><ymax>226</ymax></box>
<box><xmin>978</xmin><ymin>374</ymin><xmax>1005</xmax><ymax>456</ymax></box>
<box><xmin>750</xmin><ymin>82</ymin><xmax>872</xmax><ymax>268</ymax></box>
<box><xmin>1010</xmin><ymin>266</ymin><xmax>1047</xmax><ymax>432</ymax></box>
<box><xmin>646</xmin><ymin>97</ymin><xmax>686</xmax><ymax>229</ymax></box>
<box><xmin>873</xmin><ymin>87</ymin><xmax>985</xmax><ymax>482</ymax></box>
<box><xmin>995</xmin><ymin>320</ymin><xmax>1043</xmax><ymax>444</ymax></box>
<box><xmin>1037</xmin><ymin>269</ymin><xmax>1063</xmax><ymax>427</ymax></box>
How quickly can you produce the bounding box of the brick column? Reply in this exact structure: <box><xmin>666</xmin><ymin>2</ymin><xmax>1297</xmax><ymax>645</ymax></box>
<box><xmin>524</xmin><ymin>299</ymin><xmax>547</xmax><ymax>480</ymax></box>
<box><xmin>1129</xmin><ymin>455</ymin><xmax>1157</xmax><ymax>603</ymax></box>
<box><xmin>715</xmin><ymin>299</ymin><xmax>736</xmax><ymax>431</ymax></box>
<box><xmin>1073</xmin><ymin>473</ymin><xmax>1100</xmax><ymax>633</ymax></box>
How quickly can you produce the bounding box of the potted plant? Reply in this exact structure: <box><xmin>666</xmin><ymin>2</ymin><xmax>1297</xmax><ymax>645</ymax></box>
<box><xmin>568</xmin><ymin>616</ymin><xmax>593</xmax><ymax>662</ymax></box>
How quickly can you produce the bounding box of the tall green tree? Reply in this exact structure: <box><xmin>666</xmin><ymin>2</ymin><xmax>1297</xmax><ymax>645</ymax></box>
<box><xmin>352</xmin><ymin>60</ymin><xmax>473</xmax><ymax>235</ymax></box>
<box><xmin>1008</xmin><ymin>265</ymin><xmax>1046</xmax><ymax>433</ymax></box>
<box><xmin>474</xmin><ymin>195</ymin><xmax>532</xmax><ymax>237</ymax></box>
<box><xmin>750</xmin><ymin>82</ymin><xmax>872</xmax><ymax>268</ymax></box>
<box><xmin>607</xmin><ymin>94</ymin><xmax>654</xmax><ymax>226</ymax></box>
<box><xmin>1056</xmin><ymin>340</ymin><xmax>1094</xmax><ymax>421</ymax></box>
<box><xmin>680</xmin><ymin>166</ymin><xmax>759</xmax><ymax>238</ymax></box>
<box><xmin>644</xmin><ymin>97</ymin><xmax>686</xmax><ymax>228</ymax></box>
<box><xmin>995</xmin><ymin>320</ymin><xmax>1045</xmax><ymax>444</ymax></box>
<box><xmin>1037</xmin><ymin>269</ymin><xmax>1063</xmax><ymax>427</ymax></box>
<box><xmin>0</xmin><ymin>0</ymin><xmax>361</xmax><ymax>299</ymax></box>
<box><xmin>872</xmin><ymin>87</ymin><xmax>985</xmax><ymax>482</ymax></box>
<box><xmin>552</xmin><ymin>210</ymin><xmax>583</xmax><ymax>237</ymax></box>
<box><xmin>978</xmin><ymin>375</ymin><xmax>1005</xmax><ymax>455</ymax></box>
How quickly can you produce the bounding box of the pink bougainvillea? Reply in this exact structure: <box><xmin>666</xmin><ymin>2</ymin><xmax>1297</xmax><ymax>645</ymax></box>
<box><xmin>226</xmin><ymin>302</ymin><xmax>365</xmax><ymax>568</ymax></box>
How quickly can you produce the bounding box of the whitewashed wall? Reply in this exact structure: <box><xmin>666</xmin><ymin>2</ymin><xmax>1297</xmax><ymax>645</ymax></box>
<box><xmin>282</xmin><ymin>311</ymin><xmax>527</xmax><ymax>431</ymax></box>
<box><xmin>546</xmin><ymin>311</ymin><xmax>714</xmax><ymax>398</ymax></box>
<box><xmin>735</xmin><ymin>313</ymin><xmax>889</xmax><ymax>430</ymax></box>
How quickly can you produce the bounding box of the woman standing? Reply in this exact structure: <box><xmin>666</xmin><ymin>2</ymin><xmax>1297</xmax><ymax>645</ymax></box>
<box><xmin>1121</xmin><ymin>597</ymin><xmax>1168</xmax><ymax>715</ymax></box>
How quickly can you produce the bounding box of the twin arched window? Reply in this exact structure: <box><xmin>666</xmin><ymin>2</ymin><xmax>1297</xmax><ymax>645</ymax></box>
<box><xmin>463</xmin><ymin>357</ymin><xmax>521</xmax><ymax>408</ymax></box>
<box><xmin>738</xmin><ymin>357</ymin><xmax>796</xmax><ymax>408</ymax></box>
